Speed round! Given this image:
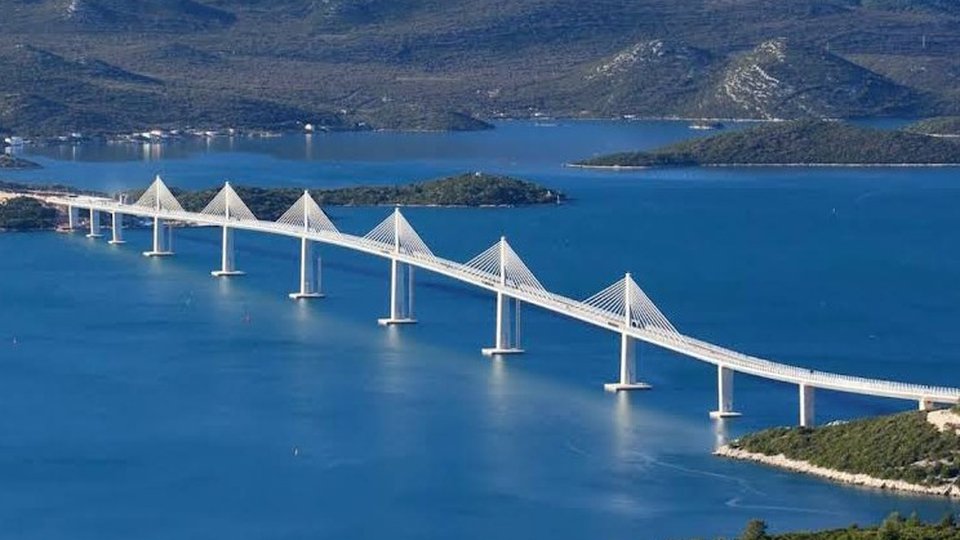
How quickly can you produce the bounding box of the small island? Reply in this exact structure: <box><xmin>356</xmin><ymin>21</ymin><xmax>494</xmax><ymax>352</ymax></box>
<box><xmin>167</xmin><ymin>173</ymin><xmax>564</xmax><ymax>220</ymax></box>
<box><xmin>907</xmin><ymin>116</ymin><xmax>960</xmax><ymax>138</ymax></box>
<box><xmin>716</xmin><ymin>409</ymin><xmax>960</xmax><ymax>498</ymax></box>
<box><xmin>0</xmin><ymin>173</ymin><xmax>563</xmax><ymax>232</ymax></box>
<box><xmin>573</xmin><ymin>120</ymin><xmax>960</xmax><ymax>168</ymax></box>
<box><xmin>0</xmin><ymin>153</ymin><xmax>41</xmax><ymax>170</ymax></box>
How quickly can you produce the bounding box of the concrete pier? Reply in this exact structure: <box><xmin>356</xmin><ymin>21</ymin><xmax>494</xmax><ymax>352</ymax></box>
<box><xmin>66</xmin><ymin>206</ymin><xmax>79</xmax><ymax>231</ymax></box>
<box><xmin>85</xmin><ymin>208</ymin><xmax>103</xmax><ymax>238</ymax></box>
<box><xmin>482</xmin><ymin>292</ymin><xmax>523</xmax><ymax>355</ymax></box>
<box><xmin>605</xmin><ymin>331</ymin><xmax>651</xmax><ymax>392</ymax></box>
<box><xmin>143</xmin><ymin>217</ymin><xmax>173</xmax><ymax>257</ymax></box>
<box><xmin>378</xmin><ymin>258</ymin><xmax>416</xmax><ymax>325</ymax></box>
<box><xmin>800</xmin><ymin>383</ymin><xmax>815</xmax><ymax>427</ymax></box>
<box><xmin>290</xmin><ymin>237</ymin><xmax>324</xmax><ymax>299</ymax></box>
<box><xmin>212</xmin><ymin>226</ymin><xmax>244</xmax><ymax>277</ymax></box>
<box><xmin>710</xmin><ymin>365</ymin><xmax>741</xmax><ymax>418</ymax></box>
<box><xmin>108</xmin><ymin>211</ymin><xmax>125</xmax><ymax>244</ymax></box>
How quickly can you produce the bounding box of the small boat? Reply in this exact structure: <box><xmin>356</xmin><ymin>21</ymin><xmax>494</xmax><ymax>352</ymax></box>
<box><xmin>689</xmin><ymin>121</ymin><xmax>725</xmax><ymax>130</ymax></box>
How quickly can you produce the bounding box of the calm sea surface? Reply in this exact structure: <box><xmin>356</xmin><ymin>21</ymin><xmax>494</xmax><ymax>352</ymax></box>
<box><xmin>2</xmin><ymin>120</ymin><xmax>959</xmax><ymax>539</ymax></box>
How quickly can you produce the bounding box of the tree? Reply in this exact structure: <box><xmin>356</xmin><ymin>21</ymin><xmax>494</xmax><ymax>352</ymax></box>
<box><xmin>939</xmin><ymin>513</ymin><xmax>957</xmax><ymax>529</ymax></box>
<box><xmin>740</xmin><ymin>519</ymin><xmax>769</xmax><ymax>540</ymax></box>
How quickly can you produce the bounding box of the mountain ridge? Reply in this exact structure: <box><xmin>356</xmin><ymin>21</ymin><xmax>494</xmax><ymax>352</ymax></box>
<box><xmin>1</xmin><ymin>0</ymin><xmax>958</xmax><ymax>135</ymax></box>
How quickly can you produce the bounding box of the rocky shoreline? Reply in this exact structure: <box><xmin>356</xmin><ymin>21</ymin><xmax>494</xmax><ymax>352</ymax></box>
<box><xmin>715</xmin><ymin>445</ymin><xmax>960</xmax><ymax>499</ymax></box>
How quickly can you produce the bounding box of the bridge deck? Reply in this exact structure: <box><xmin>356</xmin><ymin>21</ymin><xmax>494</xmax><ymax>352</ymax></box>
<box><xmin>52</xmin><ymin>194</ymin><xmax>960</xmax><ymax>405</ymax></box>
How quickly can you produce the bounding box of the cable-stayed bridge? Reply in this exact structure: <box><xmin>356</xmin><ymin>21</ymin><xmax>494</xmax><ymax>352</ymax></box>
<box><xmin>48</xmin><ymin>176</ymin><xmax>960</xmax><ymax>427</ymax></box>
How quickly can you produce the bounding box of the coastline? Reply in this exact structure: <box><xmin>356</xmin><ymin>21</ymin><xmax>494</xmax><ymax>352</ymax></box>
<box><xmin>569</xmin><ymin>162</ymin><xmax>960</xmax><ymax>170</ymax></box>
<box><xmin>715</xmin><ymin>445</ymin><xmax>960</xmax><ymax>499</ymax></box>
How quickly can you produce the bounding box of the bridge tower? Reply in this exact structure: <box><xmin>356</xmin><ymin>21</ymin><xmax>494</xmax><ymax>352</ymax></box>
<box><xmin>377</xmin><ymin>209</ymin><xmax>417</xmax><ymax>325</ymax></box>
<box><xmin>604</xmin><ymin>273</ymin><xmax>651</xmax><ymax>392</ymax></box>
<box><xmin>137</xmin><ymin>176</ymin><xmax>181</xmax><ymax>257</ymax></box>
<box><xmin>203</xmin><ymin>181</ymin><xmax>256</xmax><ymax>277</ymax></box>
<box><xmin>481</xmin><ymin>237</ymin><xmax>524</xmax><ymax>356</ymax></box>
<box><xmin>277</xmin><ymin>190</ymin><xmax>338</xmax><ymax>299</ymax></box>
<box><xmin>85</xmin><ymin>208</ymin><xmax>103</xmax><ymax>238</ymax></box>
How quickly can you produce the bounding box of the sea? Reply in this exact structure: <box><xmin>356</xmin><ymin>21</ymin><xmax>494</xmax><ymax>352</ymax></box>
<box><xmin>1</xmin><ymin>119</ymin><xmax>959</xmax><ymax>539</ymax></box>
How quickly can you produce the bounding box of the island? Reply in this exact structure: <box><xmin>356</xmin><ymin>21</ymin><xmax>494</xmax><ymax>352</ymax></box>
<box><xmin>907</xmin><ymin>117</ymin><xmax>960</xmax><ymax>138</ymax></box>
<box><xmin>720</xmin><ymin>513</ymin><xmax>960</xmax><ymax>540</ymax></box>
<box><xmin>0</xmin><ymin>173</ymin><xmax>563</xmax><ymax>232</ymax></box>
<box><xmin>573</xmin><ymin>120</ymin><xmax>960</xmax><ymax>168</ymax></box>
<box><xmin>0</xmin><ymin>153</ymin><xmax>41</xmax><ymax>170</ymax></box>
<box><xmin>715</xmin><ymin>408</ymin><xmax>960</xmax><ymax>498</ymax></box>
<box><xmin>165</xmin><ymin>173</ymin><xmax>564</xmax><ymax>220</ymax></box>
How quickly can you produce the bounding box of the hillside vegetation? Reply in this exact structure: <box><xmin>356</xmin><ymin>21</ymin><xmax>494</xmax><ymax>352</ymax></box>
<box><xmin>575</xmin><ymin>121</ymin><xmax>960</xmax><ymax>167</ymax></box>
<box><xmin>0</xmin><ymin>196</ymin><xmax>58</xmax><ymax>230</ymax></box>
<box><xmin>720</xmin><ymin>513</ymin><xmax>960</xmax><ymax>540</ymax></box>
<box><xmin>1</xmin><ymin>0</ymin><xmax>960</xmax><ymax>134</ymax></box>
<box><xmin>130</xmin><ymin>173</ymin><xmax>562</xmax><ymax>220</ymax></box>
<box><xmin>907</xmin><ymin>116</ymin><xmax>960</xmax><ymax>137</ymax></box>
<box><xmin>731</xmin><ymin>411</ymin><xmax>960</xmax><ymax>486</ymax></box>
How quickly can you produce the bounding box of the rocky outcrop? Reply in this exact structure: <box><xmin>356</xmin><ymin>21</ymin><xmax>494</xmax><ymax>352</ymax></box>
<box><xmin>715</xmin><ymin>445</ymin><xmax>960</xmax><ymax>498</ymax></box>
<box><xmin>699</xmin><ymin>38</ymin><xmax>922</xmax><ymax>120</ymax></box>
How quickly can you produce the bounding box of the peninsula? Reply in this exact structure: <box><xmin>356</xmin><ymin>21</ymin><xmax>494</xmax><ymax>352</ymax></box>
<box><xmin>574</xmin><ymin>121</ymin><xmax>960</xmax><ymax>168</ymax></box>
<box><xmin>0</xmin><ymin>154</ymin><xmax>41</xmax><ymax>170</ymax></box>
<box><xmin>907</xmin><ymin>117</ymin><xmax>960</xmax><ymax>138</ymax></box>
<box><xmin>716</xmin><ymin>409</ymin><xmax>960</xmax><ymax>499</ymax></box>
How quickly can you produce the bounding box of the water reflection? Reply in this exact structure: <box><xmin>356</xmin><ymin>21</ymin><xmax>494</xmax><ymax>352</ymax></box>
<box><xmin>713</xmin><ymin>417</ymin><xmax>732</xmax><ymax>449</ymax></box>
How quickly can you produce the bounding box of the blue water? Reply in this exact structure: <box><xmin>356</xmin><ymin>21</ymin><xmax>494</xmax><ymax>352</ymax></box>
<box><xmin>2</xmin><ymin>120</ymin><xmax>960</xmax><ymax>539</ymax></box>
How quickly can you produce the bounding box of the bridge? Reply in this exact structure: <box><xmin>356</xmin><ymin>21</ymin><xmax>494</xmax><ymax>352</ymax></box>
<box><xmin>49</xmin><ymin>176</ymin><xmax>960</xmax><ymax>427</ymax></box>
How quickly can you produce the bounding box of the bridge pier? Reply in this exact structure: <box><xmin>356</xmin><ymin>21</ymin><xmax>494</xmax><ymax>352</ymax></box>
<box><xmin>212</xmin><ymin>226</ymin><xmax>244</xmax><ymax>277</ymax></box>
<box><xmin>85</xmin><ymin>208</ymin><xmax>103</xmax><ymax>238</ymax></box>
<box><xmin>108</xmin><ymin>211</ymin><xmax>125</xmax><ymax>244</ymax></box>
<box><xmin>482</xmin><ymin>292</ymin><xmax>523</xmax><ymax>355</ymax></box>
<box><xmin>604</xmin><ymin>333</ymin><xmax>651</xmax><ymax>392</ymax></box>
<box><xmin>918</xmin><ymin>397</ymin><xmax>936</xmax><ymax>411</ymax></box>
<box><xmin>799</xmin><ymin>383</ymin><xmax>815</xmax><ymax>427</ymax></box>
<box><xmin>290</xmin><ymin>237</ymin><xmax>324</xmax><ymax>299</ymax></box>
<box><xmin>66</xmin><ymin>205</ymin><xmax>79</xmax><ymax>231</ymax></box>
<box><xmin>378</xmin><ymin>258</ymin><xmax>416</xmax><ymax>325</ymax></box>
<box><xmin>143</xmin><ymin>217</ymin><xmax>174</xmax><ymax>257</ymax></box>
<box><xmin>709</xmin><ymin>365</ymin><xmax>741</xmax><ymax>418</ymax></box>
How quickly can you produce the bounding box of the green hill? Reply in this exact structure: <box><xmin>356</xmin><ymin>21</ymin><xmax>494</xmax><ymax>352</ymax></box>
<box><xmin>1</xmin><ymin>0</ymin><xmax>960</xmax><ymax>134</ymax></box>
<box><xmin>574</xmin><ymin>121</ymin><xmax>960</xmax><ymax>167</ymax></box>
<box><xmin>732</xmin><ymin>411</ymin><xmax>960</xmax><ymax>486</ymax></box>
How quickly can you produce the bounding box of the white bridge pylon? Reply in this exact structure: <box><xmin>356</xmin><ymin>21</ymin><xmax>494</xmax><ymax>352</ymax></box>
<box><xmin>203</xmin><ymin>181</ymin><xmax>257</xmax><ymax>277</ymax></box>
<box><xmin>583</xmin><ymin>273</ymin><xmax>679</xmax><ymax>391</ymax></box>
<box><xmin>50</xmin><ymin>176</ymin><xmax>960</xmax><ymax>427</ymax></box>
<box><xmin>467</xmin><ymin>237</ymin><xmax>541</xmax><ymax>355</ymax></box>
<box><xmin>369</xmin><ymin>208</ymin><xmax>428</xmax><ymax>325</ymax></box>
<box><xmin>135</xmin><ymin>175</ymin><xmax>181</xmax><ymax>256</ymax></box>
<box><xmin>277</xmin><ymin>190</ymin><xmax>338</xmax><ymax>299</ymax></box>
